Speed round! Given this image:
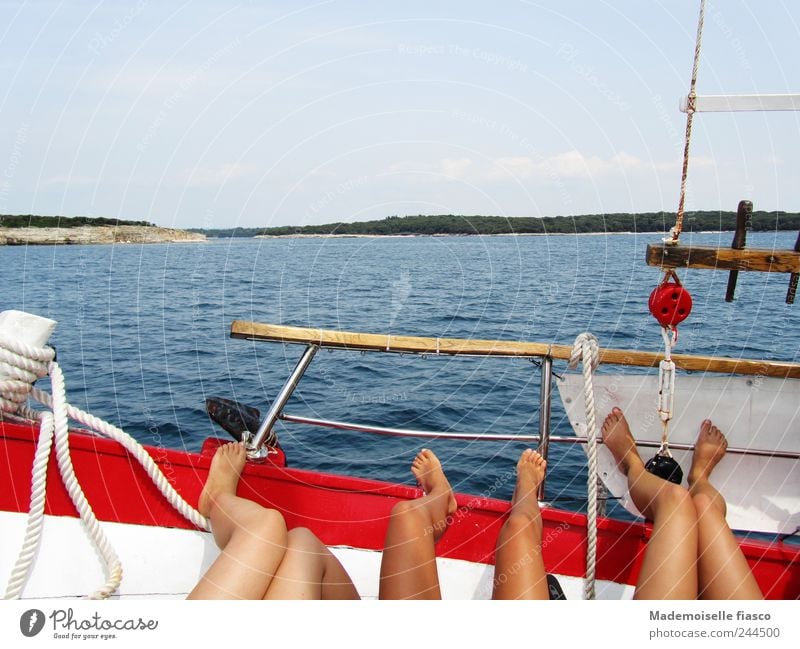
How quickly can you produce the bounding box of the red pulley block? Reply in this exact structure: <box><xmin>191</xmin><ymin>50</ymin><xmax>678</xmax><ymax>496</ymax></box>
<box><xmin>648</xmin><ymin>281</ymin><xmax>692</xmax><ymax>328</ymax></box>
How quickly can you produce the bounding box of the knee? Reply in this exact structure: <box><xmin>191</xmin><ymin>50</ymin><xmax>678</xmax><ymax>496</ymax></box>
<box><xmin>287</xmin><ymin>526</ymin><xmax>322</xmax><ymax>550</ymax></box>
<box><xmin>288</xmin><ymin>526</ymin><xmax>315</xmax><ymax>541</ymax></box>
<box><xmin>502</xmin><ymin>511</ymin><xmax>542</xmax><ymax>537</ymax></box>
<box><xmin>657</xmin><ymin>483</ymin><xmax>695</xmax><ymax>518</ymax></box>
<box><xmin>247</xmin><ymin>508</ymin><xmax>288</xmax><ymax>544</ymax></box>
<box><xmin>390</xmin><ymin>500</ymin><xmax>424</xmax><ymax>521</ymax></box>
<box><xmin>389</xmin><ymin>500</ymin><xmax>431</xmax><ymax>535</ymax></box>
<box><xmin>691</xmin><ymin>491</ymin><xmax>719</xmax><ymax>518</ymax></box>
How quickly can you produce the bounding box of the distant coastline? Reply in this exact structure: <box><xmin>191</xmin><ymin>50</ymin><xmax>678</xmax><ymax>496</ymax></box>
<box><xmin>4</xmin><ymin>211</ymin><xmax>799</xmax><ymax>243</ymax></box>
<box><xmin>253</xmin><ymin>230</ymin><xmax>666</xmax><ymax>239</ymax></box>
<box><xmin>195</xmin><ymin>211</ymin><xmax>800</xmax><ymax>239</ymax></box>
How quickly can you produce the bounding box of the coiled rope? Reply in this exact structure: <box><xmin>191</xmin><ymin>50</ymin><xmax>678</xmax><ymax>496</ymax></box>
<box><xmin>568</xmin><ymin>332</ymin><xmax>600</xmax><ymax>600</ymax></box>
<box><xmin>1</xmin><ymin>335</ymin><xmax>209</xmax><ymax>600</ymax></box>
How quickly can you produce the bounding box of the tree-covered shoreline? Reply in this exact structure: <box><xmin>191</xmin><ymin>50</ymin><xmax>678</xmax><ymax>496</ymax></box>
<box><xmin>191</xmin><ymin>211</ymin><xmax>800</xmax><ymax>238</ymax></box>
<box><xmin>0</xmin><ymin>214</ymin><xmax>154</xmax><ymax>228</ymax></box>
<box><xmin>5</xmin><ymin>211</ymin><xmax>799</xmax><ymax>238</ymax></box>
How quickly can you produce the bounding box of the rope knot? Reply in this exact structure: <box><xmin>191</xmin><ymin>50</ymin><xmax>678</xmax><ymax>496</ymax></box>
<box><xmin>568</xmin><ymin>332</ymin><xmax>600</xmax><ymax>372</ymax></box>
<box><xmin>2</xmin><ymin>322</ymin><xmax>208</xmax><ymax>600</ymax></box>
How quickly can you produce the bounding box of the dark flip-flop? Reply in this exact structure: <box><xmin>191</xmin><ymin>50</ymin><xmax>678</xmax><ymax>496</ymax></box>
<box><xmin>547</xmin><ymin>573</ymin><xmax>567</xmax><ymax>600</ymax></box>
<box><xmin>205</xmin><ymin>397</ymin><xmax>271</xmax><ymax>445</ymax></box>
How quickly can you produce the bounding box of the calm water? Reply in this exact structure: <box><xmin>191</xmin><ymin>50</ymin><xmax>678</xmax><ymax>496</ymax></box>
<box><xmin>3</xmin><ymin>231</ymin><xmax>798</xmax><ymax>517</ymax></box>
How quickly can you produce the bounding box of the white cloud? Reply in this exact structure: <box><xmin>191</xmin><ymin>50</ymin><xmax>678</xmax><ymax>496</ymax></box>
<box><xmin>439</xmin><ymin>157</ymin><xmax>473</xmax><ymax>179</ymax></box>
<box><xmin>488</xmin><ymin>156</ymin><xmax>538</xmax><ymax>179</ymax></box>
<box><xmin>686</xmin><ymin>155</ymin><xmax>715</xmax><ymax>169</ymax></box>
<box><xmin>182</xmin><ymin>163</ymin><xmax>258</xmax><ymax>186</ymax></box>
<box><xmin>43</xmin><ymin>175</ymin><xmax>97</xmax><ymax>188</ymax></box>
<box><xmin>379</xmin><ymin>150</ymin><xmax>707</xmax><ymax>187</ymax></box>
<box><xmin>610</xmin><ymin>152</ymin><xmax>645</xmax><ymax>170</ymax></box>
<box><xmin>488</xmin><ymin>150</ymin><xmax>713</xmax><ymax>180</ymax></box>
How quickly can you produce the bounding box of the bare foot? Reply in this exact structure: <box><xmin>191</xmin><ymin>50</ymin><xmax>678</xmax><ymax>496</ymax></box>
<box><xmin>688</xmin><ymin>419</ymin><xmax>728</xmax><ymax>487</ymax></box>
<box><xmin>199</xmin><ymin>442</ymin><xmax>247</xmax><ymax>518</ymax></box>
<box><xmin>510</xmin><ymin>449</ymin><xmax>546</xmax><ymax>521</ymax></box>
<box><xmin>411</xmin><ymin>448</ymin><xmax>458</xmax><ymax>520</ymax></box>
<box><xmin>601</xmin><ymin>407</ymin><xmax>644</xmax><ymax>475</ymax></box>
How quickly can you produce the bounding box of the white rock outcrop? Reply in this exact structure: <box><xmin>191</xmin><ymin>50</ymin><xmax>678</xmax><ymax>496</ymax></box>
<box><xmin>0</xmin><ymin>226</ymin><xmax>206</xmax><ymax>245</ymax></box>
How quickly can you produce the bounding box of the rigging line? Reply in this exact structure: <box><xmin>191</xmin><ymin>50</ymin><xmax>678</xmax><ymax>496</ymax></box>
<box><xmin>672</xmin><ymin>0</ymin><xmax>707</xmax><ymax>244</ymax></box>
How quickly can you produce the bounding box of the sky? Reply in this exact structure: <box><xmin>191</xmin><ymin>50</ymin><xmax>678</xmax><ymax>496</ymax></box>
<box><xmin>1</xmin><ymin>0</ymin><xmax>799</xmax><ymax>230</ymax></box>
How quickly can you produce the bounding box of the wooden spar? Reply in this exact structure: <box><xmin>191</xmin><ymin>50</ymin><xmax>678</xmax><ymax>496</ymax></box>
<box><xmin>230</xmin><ymin>321</ymin><xmax>800</xmax><ymax>379</ymax></box>
<box><xmin>680</xmin><ymin>93</ymin><xmax>800</xmax><ymax>113</ymax></box>
<box><xmin>646</xmin><ymin>243</ymin><xmax>800</xmax><ymax>273</ymax></box>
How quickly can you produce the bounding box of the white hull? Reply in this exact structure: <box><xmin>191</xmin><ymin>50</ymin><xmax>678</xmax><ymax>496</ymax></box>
<box><xmin>558</xmin><ymin>373</ymin><xmax>800</xmax><ymax>534</ymax></box>
<box><xmin>0</xmin><ymin>511</ymin><xmax>633</xmax><ymax>600</ymax></box>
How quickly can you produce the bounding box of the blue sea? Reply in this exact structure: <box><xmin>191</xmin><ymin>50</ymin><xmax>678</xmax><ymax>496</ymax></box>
<box><xmin>3</xmin><ymin>231</ymin><xmax>798</xmax><ymax>518</ymax></box>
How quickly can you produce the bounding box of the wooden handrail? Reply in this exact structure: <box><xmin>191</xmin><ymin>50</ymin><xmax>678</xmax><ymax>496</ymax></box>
<box><xmin>231</xmin><ymin>321</ymin><xmax>800</xmax><ymax>379</ymax></box>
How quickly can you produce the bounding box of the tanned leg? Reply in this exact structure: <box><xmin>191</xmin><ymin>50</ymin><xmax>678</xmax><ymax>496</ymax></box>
<box><xmin>689</xmin><ymin>420</ymin><xmax>762</xmax><ymax>600</ymax></box>
<box><xmin>264</xmin><ymin>527</ymin><xmax>360</xmax><ymax>600</ymax></box>
<box><xmin>378</xmin><ymin>449</ymin><xmax>457</xmax><ymax>600</ymax></box>
<box><xmin>492</xmin><ymin>449</ymin><xmax>549</xmax><ymax>600</ymax></box>
<box><xmin>602</xmin><ymin>408</ymin><xmax>698</xmax><ymax>599</ymax></box>
<box><xmin>187</xmin><ymin>443</ymin><xmax>288</xmax><ymax>599</ymax></box>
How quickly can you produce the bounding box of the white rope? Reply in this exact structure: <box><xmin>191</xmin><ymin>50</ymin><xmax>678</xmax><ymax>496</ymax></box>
<box><xmin>2</xmin><ymin>410</ymin><xmax>54</xmax><ymax>599</ymax></box>
<box><xmin>657</xmin><ymin>326</ymin><xmax>678</xmax><ymax>449</ymax></box>
<box><xmin>0</xmin><ymin>335</ymin><xmax>53</xmax><ymax>414</ymax></box>
<box><xmin>30</xmin><ymin>388</ymin><xmax>210</xmax><ymax>531</ymax></box>
<box><xmin>568</xmin><ymin>332</ymin><xmax>600</xmax><ymax>600</ymax></box>
<box><xmin>658</xmin><ymin>327</ymin><xmax>677</xmax><ymax>422</ymax></box>
<box><xmin>49</xmin><ymin>361</ymin><xmax>123</xmax><ymax>599</ymax></box>
<box><xmin>1</xmin><ymin>337</ymin><xmax>209</xmax><ymax>600</ymax></box>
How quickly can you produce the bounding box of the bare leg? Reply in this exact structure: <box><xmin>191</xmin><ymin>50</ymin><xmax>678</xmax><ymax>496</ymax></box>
<box><xmin>187</xmin><ymin>443</ymin><xmax>288</xmax><ymax>599</ymax></box>
<box><xmin>378</xmin><ymin>449</ymin><xmax>457</xmax><ymax>600</ymax></box>
<box><xmin>492</xmin><ymin>449</ymin><xmax>549</xmax><ymax>600</ymax></box>
<box><xmin>689</xmin><ymin>420</ymin><xmax>762</xmax><ymax>600</ymax></box>
<box><xmin>264</xmin><ymin>527</ymin><xmax>360</xmax><ymax>600</ymax></box>
<box><xmin>602</xmin><ymin>408</ymin><xmax>698</xmax><ymax>599</ymax></box>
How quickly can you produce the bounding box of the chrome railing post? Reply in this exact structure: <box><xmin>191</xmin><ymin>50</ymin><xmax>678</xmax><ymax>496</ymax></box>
<box><xmin>537</xmin><ymin>356</ymin><xmax>553</xmax><ymax>501</ymax></box>
<box><xmin>248</xmin><ymin>344</ymin><xmax>318</xmax><ymax>457</ymax></box>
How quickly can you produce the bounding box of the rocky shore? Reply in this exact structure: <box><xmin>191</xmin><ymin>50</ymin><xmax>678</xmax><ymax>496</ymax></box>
<box><xmin>0</xmin><ymin>226</ymin><xmax>206</xmax><ymax>245</ymax></box>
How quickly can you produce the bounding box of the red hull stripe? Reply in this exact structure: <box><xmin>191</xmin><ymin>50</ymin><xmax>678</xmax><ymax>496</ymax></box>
<box><xmin>1</xmin><ymin>420</ymin><xmax>798</xmax><ymax>598</ymax></box>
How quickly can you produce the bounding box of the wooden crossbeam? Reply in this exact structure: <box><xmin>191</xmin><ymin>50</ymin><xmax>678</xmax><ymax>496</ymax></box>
<box><xmin>680</xmin><ymin>93</ymin><xmax>800</xmax><ymax>113</ymax></box>
<box><xmin>646</xmin><ymin>243</ymin><xmax>800</xmax><ymax>273</ymax></box>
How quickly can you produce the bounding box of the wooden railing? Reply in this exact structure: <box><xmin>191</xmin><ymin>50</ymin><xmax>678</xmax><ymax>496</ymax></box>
<box><xmin>231</xmin><ymin>321</ymin><xmax>800</xmax><ymax>379</ymax></box>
